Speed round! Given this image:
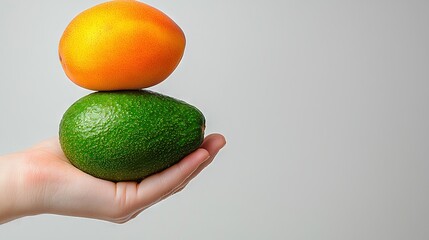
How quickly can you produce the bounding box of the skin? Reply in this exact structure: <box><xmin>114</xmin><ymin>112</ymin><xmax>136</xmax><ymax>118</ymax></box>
<box><xmin>0</xmin><ymin>133</ymin><xmax>226</xmax><ymax>224</ymax></box>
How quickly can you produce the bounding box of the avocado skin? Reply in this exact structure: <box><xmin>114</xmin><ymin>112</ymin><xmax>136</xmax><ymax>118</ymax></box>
<box><xmin>59</xmin><ymin>90</ymin><xmax>205</xmax><ymax>182</ymax></box>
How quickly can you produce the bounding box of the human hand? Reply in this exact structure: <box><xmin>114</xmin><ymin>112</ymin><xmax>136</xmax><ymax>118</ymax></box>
<box><xmin>0</xmin><ymin>133</ymin><xmax>226</xmax><ymax>224</ymax></box>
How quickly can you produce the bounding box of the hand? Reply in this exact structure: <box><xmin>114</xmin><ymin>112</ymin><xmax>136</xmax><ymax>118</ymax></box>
<box><xmin>0</xmin><ymin>133</ymin><xmax>226</xmax><ymax>224</ymax></box>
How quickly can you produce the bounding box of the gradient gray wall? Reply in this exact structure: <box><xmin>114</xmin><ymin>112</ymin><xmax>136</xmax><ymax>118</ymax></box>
<box><xmin>1</xmin><ymin>0</ymin><xmax>428</xmax><ymax>239</ymax></box>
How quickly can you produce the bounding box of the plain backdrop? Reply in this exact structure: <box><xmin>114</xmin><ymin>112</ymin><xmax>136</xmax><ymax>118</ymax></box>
<box><xmin>1</xmin><ymin>0</ymin><xmax>429</xmax><ymax>239</ymax></box>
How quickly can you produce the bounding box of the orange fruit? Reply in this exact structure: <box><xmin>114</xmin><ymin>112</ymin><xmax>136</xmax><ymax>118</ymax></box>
<box><xmin>59</xmin><ymin>0</ymin><xmax>186</xmax><ymax>91</ymax></box>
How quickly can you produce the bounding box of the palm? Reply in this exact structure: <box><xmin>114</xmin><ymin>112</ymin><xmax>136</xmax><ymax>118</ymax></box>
<box><xmin>23</xmin><ymin>134</ymin><xmax>225</xmax><ymax>223</ymax></box>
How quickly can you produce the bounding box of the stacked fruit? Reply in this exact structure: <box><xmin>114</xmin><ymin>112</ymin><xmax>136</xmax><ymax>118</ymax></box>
<box><xmin>58</xmin><ymin>1</ymin><xmax>205</xmax><ymax>182</ymax></box>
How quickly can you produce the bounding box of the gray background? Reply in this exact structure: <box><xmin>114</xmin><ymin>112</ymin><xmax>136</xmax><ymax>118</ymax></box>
<box><xmin>1</xmin><ymin>0</ymin><xmax>428</xmax><ymax>239</ymax></box>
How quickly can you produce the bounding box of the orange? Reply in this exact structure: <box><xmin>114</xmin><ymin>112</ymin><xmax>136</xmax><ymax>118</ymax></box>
<box><xmin>59</xmin><ymin>0</ymin><xmax>186</xmax><ymax>91</ymax></box>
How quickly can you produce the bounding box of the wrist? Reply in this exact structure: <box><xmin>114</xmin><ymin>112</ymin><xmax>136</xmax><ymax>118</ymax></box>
<box><xmin>0</xmin><ymin>154</ymin><xmax>21</xmax><ymax>223</ymax></box>
<box><xmin>0</xmin><ymin>152</ymin><xmax>45</xmax><ymax>223</ymax></box>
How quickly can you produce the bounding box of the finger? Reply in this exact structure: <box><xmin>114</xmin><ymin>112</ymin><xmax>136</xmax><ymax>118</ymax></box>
<box><xmin>160</xmin><ymin>134</ymin><xmax>227</xmax><ymax>200</ymax></box>
<box><xmin>174</xmin><ymin>134</ymin><xmax>226</xmax><ymax>189</ymax></box>
<box><xmin>201</xmin><ymin>133</ymin><xmax>227</xmax><ymax>156</ymax></box>
<box><xmin>128</xmin><ymin>208</ymin><xmax>145</xmax><ymax>222</ymax></box>
<box><xmin>110</xmin><ymin>196</ymin><xmax>146</xmax><ymax>224</ymax></box>
<box><xmin>188</xmin><ymin>133</ymin><xmax>226</xmax><ymax>179</ymax></box>
<box><xmin>135</xmin><ymin>148</ymin><xmax>210</xmax><ymax>207</ymax></box>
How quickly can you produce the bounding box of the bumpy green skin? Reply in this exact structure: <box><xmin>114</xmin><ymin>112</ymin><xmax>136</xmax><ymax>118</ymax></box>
<box><xmin>59</xmin><ymin>90</ymin><xmax>205</xmax><ymax>182</ymax></box>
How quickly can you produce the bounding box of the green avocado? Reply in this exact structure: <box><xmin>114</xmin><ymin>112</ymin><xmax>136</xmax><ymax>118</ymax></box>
<box><xmin>59</xmin><ymin>90</ymin><xmax>205</xmax><ymax>182</ymax></box>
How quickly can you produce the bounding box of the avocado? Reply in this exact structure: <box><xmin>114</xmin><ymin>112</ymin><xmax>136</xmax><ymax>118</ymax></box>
<box><xmin>59</xmin><ymin>90</ymin><xmax>205</xmax><ymax>181</ymax></box>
